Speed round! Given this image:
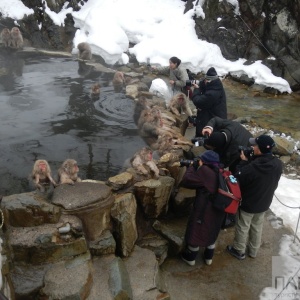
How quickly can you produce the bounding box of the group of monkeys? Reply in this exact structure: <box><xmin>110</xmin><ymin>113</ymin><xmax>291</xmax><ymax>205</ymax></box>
<box><xmin>0</xmin><ymin>27</ymin><xmax>24</xmax><ymax>49</ymax></box>
<box><xmin>31</xmin><ymin>159</ymin><xmax>81</xmax><ymax>192</ymax></box>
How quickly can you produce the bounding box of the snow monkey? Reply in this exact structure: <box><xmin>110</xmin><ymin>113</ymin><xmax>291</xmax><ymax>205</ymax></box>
<box><xmin>1</xmin><ymin>28</ymin><xmax>11</xmax><ymax>47</ymax></box>
<box><xmin>58</xmin><ymin>159</ymin><xmax>82</xmax><ymax>185</ymax></box>
<box><xmin>77</xmin><ymin>42</ymin><xmax>92</xmax><ymax>60</ymax></box>
<box><xmin>31</xmin><ymin>160</ymin><xmax>58</xmax><ymax>192</ymax></box>
<box><xmin>91</xmin><ymin>83</ymin><xmax>100</xmax><ymax>99</ymax></box>
<box><xmin>131</xmin><ymin>147</ymin><xmax>160</xmax><ymax>178</ymax></box>
<box><xmin>169</xmin><ymin>92</ymin><xmax>192</xmax><ymax>117</ymax></box>
<box><xmin>10</xmin><ymin>27</ymin><xmax>23</xmax><ymax>49</ymax></box>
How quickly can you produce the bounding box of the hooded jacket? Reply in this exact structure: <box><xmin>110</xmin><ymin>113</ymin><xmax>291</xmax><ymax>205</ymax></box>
<box><xmin>192</xmin><ymin>79</ymin><xmax>227</xmax><ymax>136</ymax></box>
<box><xmin>204</xmin><ymin>117</ymin><xmax>253</xmax><ymax>170</ymax></box>
<box><xmin>235</xmin><ymin>154</ymin><xmax>283</xmax><ymax>213</ymax></box>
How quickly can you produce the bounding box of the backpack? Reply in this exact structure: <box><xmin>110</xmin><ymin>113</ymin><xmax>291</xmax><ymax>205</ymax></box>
<box><xmin>210</xmin><ymin>169</ymin><xmax>242</xmax><ymax>214</ymax></box>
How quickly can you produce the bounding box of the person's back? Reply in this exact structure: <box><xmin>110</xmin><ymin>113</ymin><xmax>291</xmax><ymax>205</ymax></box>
<box><xmin>202</xmin><ymin>117</ymin><xmax>253</xmax><ymax>171</ymax></box>
<box><xmin>192</xmin><ymin>67</ymin><xmax>227</xmax><ymax>137</ymax></box>
<box><xmin>235</xmin><ymin>151</ymin><xmax>282</xmax><ymax>213</ymax></box>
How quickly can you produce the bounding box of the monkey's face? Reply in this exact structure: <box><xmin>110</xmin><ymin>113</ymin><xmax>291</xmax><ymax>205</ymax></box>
<box><xmin>39</xmin><ymin>162</ymin><xmax>47</xmax><ymax>172</ymax></box>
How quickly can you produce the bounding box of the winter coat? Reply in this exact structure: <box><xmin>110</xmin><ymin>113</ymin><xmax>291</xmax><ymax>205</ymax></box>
<box><xmin>156</xmin><ymin>66</ymin><xmax>189</xmax><ymax>94</ymax></box>
<box><xmin>204</xmin><ymin>117</ymin><xmax>253</xmax><ymax>171</ymax></box>
<box><xmin>180</xmin><ymin>164</ymin><xmax>226</xmax><ymax>247</ymax></box>
<box><xmin>192</xmin><ymin>79</ymin><xmax>227</xmax><ymax>136</ymax></box>
<box><xmin>235</xmin><ymin>154</ymin><xmax>283</xmax><ymax>213</ymax></box>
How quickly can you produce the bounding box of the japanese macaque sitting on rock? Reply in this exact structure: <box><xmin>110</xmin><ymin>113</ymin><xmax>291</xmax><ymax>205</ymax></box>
<box><xmin>77</xmin><ymin>42</ymin><xmax>92</xmax><ymax>60</ymax></box>
<box><xmin>153</xmin><ymin>132</ymin><xmax>193</xmax><ymax>156</ymax></box>
<box><xmin>131</xmin><ymin>147</ymin><xmax>160</xmax><ymax>179</ymax></box>
<box><xmin>58</xmin><ymin>159</ymin><xmax>82</xmax><ymax>185</ymax></box>
<box><xmin>169</xmin><ymin>92</ymin><xmax>192</xmax><ymax>117</ymax></box>
<box><xmin>10</xmin><ymin>27</ymin><xmax>23</xmax><ymax>49</ymax></box>
<box><xmin>31</xmin><ymin>160</ymin><xmax>58</xmax><ymax>192</ymax></box>
<box><xmin>1</xmin><ymin>28</ymin><xmax>11</xmax><ymax>47</ymax></box>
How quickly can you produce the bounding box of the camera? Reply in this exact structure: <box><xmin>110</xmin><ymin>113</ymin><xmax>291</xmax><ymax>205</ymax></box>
<box><xmin>188</xmin><ymin>116</ymin><xmax>197</xmax><ymax>126</ymax></box>
<box><xmin>179</xmin><ymin>158</ymin><xmax>200</xmax><ymax>168</ymax></box>
<box><xmin>185</xmin><ymin>80</ymin><xmax>200</xmax><ymax>87</ymax></box>
<box><xmin>191</xmin><ymin>134</ymin><xmax>209</xmax><ymax>147</ymax></box>
<box><xmin>238</xmin><ymin>146</ymin><xmax>254</xmax><ymax>158</ymax></box>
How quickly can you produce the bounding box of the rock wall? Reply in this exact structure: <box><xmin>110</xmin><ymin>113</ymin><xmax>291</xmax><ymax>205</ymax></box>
<box><xmin>186</xmin><ymin>0</ymin><xmax>300</xmax><ymax>91</ymax></box>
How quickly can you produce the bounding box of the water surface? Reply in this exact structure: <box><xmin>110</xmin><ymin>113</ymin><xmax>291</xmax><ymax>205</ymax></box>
<box><xmin>0</xmin><ymin>54</ymin><xmax>299</xmax><ymax>195</ymax></box>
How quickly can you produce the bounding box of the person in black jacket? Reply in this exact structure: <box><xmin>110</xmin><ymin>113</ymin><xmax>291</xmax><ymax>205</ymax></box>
<box><xmin>191</xmin><ymin>67</ymin><xmax>227</xmax><ymax>137</ymax></box>
<box><xmin>227</xmin><ymin>135</ymin><xmax>283</xmax><ymax>260</ymax></box>
<box><xmin>201</xmin><ymin>116</ymin><xmax>253</xmax><ymax>173</ymax></box>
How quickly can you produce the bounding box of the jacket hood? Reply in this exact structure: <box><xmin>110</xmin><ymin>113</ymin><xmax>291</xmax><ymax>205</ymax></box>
<box><xmin>251</xmin><ymin>154</ymin><xmax>282</xmax><ymax>174</ymax></box>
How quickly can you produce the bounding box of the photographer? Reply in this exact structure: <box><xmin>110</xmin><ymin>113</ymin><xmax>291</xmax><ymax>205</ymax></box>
<box><xmin>191</xmin><ymin>67</ymin><xmax>227</xmax><ymax>137</ymax></box>
<box><xmin>180</xmin><ymin>150</ymin><xmax>226</xmax><ymax>266</ymax></box>
<box><xmin>151</xmin><ymin>56</ymin><xmax>189</xmax><ymax>95</ymax></box>
<box><xmin>201</xmin><ymin>116</ymin><xmax>253</xmax><ymax>173</ymax></box>
<box><xmin>227</xmin><ymin>135</ymin><xmax>283</xmax><ymax>260</ymax></box>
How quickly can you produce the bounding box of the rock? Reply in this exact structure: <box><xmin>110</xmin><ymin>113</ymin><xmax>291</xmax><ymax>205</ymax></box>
<box><xmin>8</xmin><ymin>214</ymin><xmax>88</xmax><ymax>264</ymax></box>
<box><xmin>111</xmin><ymin>193</ymin><xmax>138</xmax><ymax>257</ymax></box>
<box><xmin>109</xmin><ymin>257</ymin><xmax>133</xmax><ymax>299</ymax></box>
<box><xmin>52</xmin><ymin>182</ymin><xmax>115</xmax><ymax>241</ymax></box>
<box><xmin>124</xmin><ymin>246</ymin><xmax>167</xmax><ymax>299</ymax></box>
<box><xmin>89</xmin><ymin>229</ymin><xmax>116</xmax><ymax>256</ymax></box>
<box><xmin>134</xmin><ymin>177</ymin><xmax>175</xmax><ymax>218</ymax></box>
<box><xmin>107</xmin><ymin>172</ymin><xmax>134</xmax><ymax>191</ymax></box>
<box><xmin>39</xmin><ymin>253</ymin><xmax>93</xmax><ymax>299</ymax></box>
<box><xmin>152</xmin><ymin>217</ymin><xmax>187</xmax><ymax>255</ymax></box>
<box><xmin>1</xmin><ymin>192</ymin><xmax>61</xmax><ymax>227</ymax></box>
<box><xmin>136</xmin><ymin>232</ymin><xmax>169</xmax><ymax>265</ymax></box>
<box><xmin>172</xmin><ymin>187</ymin><xmax>195</xmax><ymax>215</ymax></box>
<box><xmin>126</xmin><ymin>84</ymin><xmax>139</xmax><ymax>100</ymax></box>
<box><xmin>273</xmin><ymin>136</ymin><xmax>295</xmax><ymax>155</ymax></box>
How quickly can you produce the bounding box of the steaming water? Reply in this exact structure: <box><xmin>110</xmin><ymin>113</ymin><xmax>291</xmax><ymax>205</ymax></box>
<box><xmin>0</xmin><ymin>54</ymin><xmax>299</xmax><ymax>196</ymax></box>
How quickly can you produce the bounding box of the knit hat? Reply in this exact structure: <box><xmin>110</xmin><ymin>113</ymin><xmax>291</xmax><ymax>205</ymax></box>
<box><xmin>199</xmin><ymin>150</ymin><xmax>220</xmax><ymax>164</ymax></box>
<box><xmin>204</xmin><ymin>132</ymin><xmax>226</xmax><ymax>150</ymax></box>
<box><xmin>249</xmin><ymin>135</ymin><xmax>275</xmax><ymax>154</ymax></box>
<box><xmin>205</xmin><ymin>67</ymin><xmax>219</xmax><ymax>81</ymax></box>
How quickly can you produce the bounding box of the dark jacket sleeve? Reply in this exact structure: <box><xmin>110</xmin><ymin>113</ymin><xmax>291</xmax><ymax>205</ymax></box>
<box><xmin>192</xmin><ymin>89</ymin><xmax>219</xmax><ymax>110</ymax></box>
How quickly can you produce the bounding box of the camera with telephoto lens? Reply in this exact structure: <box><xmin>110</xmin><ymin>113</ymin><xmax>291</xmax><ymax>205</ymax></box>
<box><xmin>238</xmin><ymin>146</ymin><xmax>254</xmax><ymax>158</ymax></box>
<box><xmin>179</xmin><ymin>158</ymin><xmax>200</xmax><ymax>169</ymax></box>
<box><xmin>185</xmin><ymin>79</ymin><xmax>200</xmax><ymax>87</ymax></box>
<box><xmin>191</xmin><ymin>134</ymin><xmax>209</xmax><ymax>147</ymax></box>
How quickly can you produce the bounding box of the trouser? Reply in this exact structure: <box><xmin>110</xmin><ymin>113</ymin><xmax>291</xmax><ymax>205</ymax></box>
<box><xmin>233</xmin><ymin>209</ymin><xmax>265</xmax><ymax>257</ymax></box>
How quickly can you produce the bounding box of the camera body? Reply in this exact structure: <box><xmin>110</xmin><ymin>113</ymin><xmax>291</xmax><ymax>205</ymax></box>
<box><xmin>238</xmin><ymin>146</ymin><xmax>254</xmax><ymax>158</ymax></box>
<box><xmin>191</xmin><ymin>134</ymin><xmax>209</xmax><ymax>147</ymax></box>
<box><xmin>188</xmin><ymin>116</ymin><xmax>197</xmax><ymax>126</ymax></box>
<box><xmin>179</xmin><ymin>158</ymin><xmax>200</xmax><ymax>168</ymax></box>
<box><xmin>185</xmin><ymin>79</ymin><xmax>200</xmax><ymax>87</ymax></box>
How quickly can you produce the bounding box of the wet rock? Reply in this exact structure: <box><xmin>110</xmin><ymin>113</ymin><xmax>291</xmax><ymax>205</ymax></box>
<box><xmin>107</xmin><ymin>172</ymin><xmax>134</xmax><ymax>191</ymax></box>
<box><xmin>89</xmin><ymin>229</ymin><xmax>116</xmax><ymax>256</ymax></box>
<box><xmin>8</xmin><ymin>215</ymin><xmax>88</xmax><ymax>264</ymax></box>
<box><xmin>111</xmin><ymin>193</ymin><xmax>138</xmax><ymax>257</ymax></box>
<box><xmin>52</xmin><ymin>182</ymin><xmax>115</xmax><ymax>241</ymax></box>
<box><xmin>134</xmin><ymin>177</ymin><xmax>175</xmax><ymax>218</ymax></box>
<box><xmin>1</xmin><ymin>192</ymin><xmax>61</xmax><ymax>227</ymax></box>
<box><xmin>39</xmin><ymin>253</ymin><xmax>93</xmax><ymax>299</ymax></box>
<box><xmin>109</xmin><ymin>257</ymin><xmax>133</xmax><ymax>300</ymax></box>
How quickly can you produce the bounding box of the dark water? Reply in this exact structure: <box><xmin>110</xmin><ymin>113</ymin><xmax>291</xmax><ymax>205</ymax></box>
<box><xmin>0</xmin><ymin>55</ymin><xmax>147</xmax><ymax>195</ymax></box>
<box><xmin>0</xmin><ymin>54</ymin><xmax>299</xmax><ymax>196</ymax></box>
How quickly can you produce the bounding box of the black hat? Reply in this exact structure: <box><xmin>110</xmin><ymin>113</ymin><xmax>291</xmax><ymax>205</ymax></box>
<box><xmin>204</xmin><ymin>132</ymin><xmax>226</xmax><ymax>150</ymax></box>
<box><xmin>249</xmin><ymin>135</ymin><xmax>275</xmax><ymax>154</ymax></box>
<box><xmin>205</xmin><ymin>67</ymin><xmax>218</xmax><ymax>81</ymax></box>
<box><xmin>199</xmin><ymin>150</ymin><xmax>220</xmax><ymax>164</ymax></box>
